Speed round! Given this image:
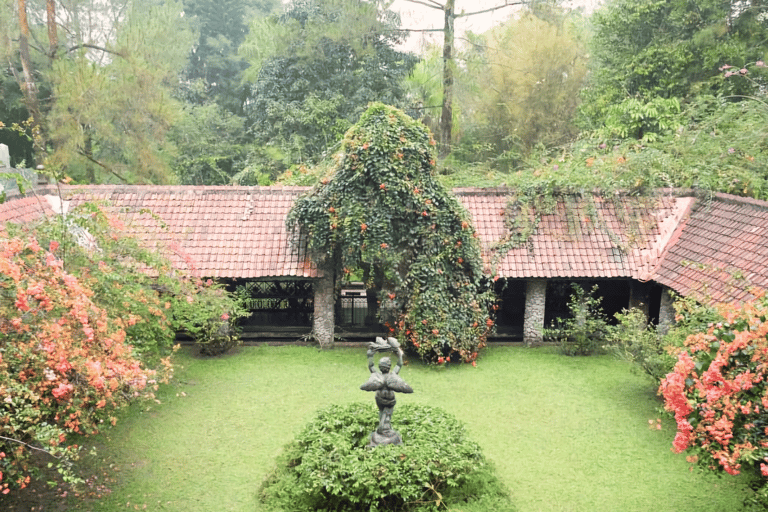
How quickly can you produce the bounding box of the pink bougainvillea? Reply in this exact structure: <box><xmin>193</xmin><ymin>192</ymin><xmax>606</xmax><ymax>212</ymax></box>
<box><xmin>660</xmin><ymin>293</ymin><xmax>768</xmax><ymax>478</ymax></box>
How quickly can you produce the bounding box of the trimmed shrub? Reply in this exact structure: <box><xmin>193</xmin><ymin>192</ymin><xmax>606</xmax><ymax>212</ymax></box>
<box><xmin>259</xmin><ymin>402</ymin><xmax>515</xmax><ymax>511</ymax></box>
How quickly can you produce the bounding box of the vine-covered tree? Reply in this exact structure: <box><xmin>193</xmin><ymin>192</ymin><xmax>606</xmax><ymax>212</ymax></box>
<box><xmin>288</xmin><ymin>103</ymin><xmax>495</xmax><ymax>364</ymax></box>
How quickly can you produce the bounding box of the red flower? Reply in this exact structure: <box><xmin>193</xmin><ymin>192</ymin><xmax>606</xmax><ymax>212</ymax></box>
<box><xmin>379</xmin><ymin>183</ymin><xmax>386</xmax><ymax>190</ymax></box>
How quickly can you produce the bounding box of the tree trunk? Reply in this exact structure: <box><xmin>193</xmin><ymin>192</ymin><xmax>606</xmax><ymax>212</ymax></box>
<box><xmin>439</xmin><ymin>0</ymin><xmax>455</xmax><ymax>158</ymax></box>
<box><xmin>17</xmin><ymin>0</ymin><xmax>47</xmax><ymax>165</ymax></box>
<box><xmin>47</xmin><ymin>0</ymin><xmax>58</xmax><ymax>58</ymax></box>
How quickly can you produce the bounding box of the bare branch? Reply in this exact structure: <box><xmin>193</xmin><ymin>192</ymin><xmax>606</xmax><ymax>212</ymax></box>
<box><xmin>456</xmin><ymin>1</ymin><xmax>527</xmax><ymax>18</ymax></box>
<box><xmin>0</xmin><ymin>435</ymin><xmax>64</xmax><ymax>459</ymax></box>
<box><xmin>77</xmin><ymin>148</ymin><xmax>130</xmax><ymax>183</ymax></box>
<box><xmin>402</xmin><ymin>27</ymin><xmax>446</xmax><ymax>33</ymax></box>
<box><xmin>66</xmin><ymin>43</ymin><xmax>126</xmax><ymax>59</ymax></box>
<box><xmin>401</xmin><ymin>0</ymin><xmax>445</xmax><ymax>10</ymax></box>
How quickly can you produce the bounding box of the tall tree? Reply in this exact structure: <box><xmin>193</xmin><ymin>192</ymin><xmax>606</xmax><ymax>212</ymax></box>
<box><xmin>402</xmin><ymin>0</ymin><xmax>526</xmax><ymax>157</ymax></box>
<box><xmin>1</xmin><ymin>0</ymin><xmax>195</xmax><ymax>183</ymax></box>
<box><xmin>13</xmin><ymin>0</ymin><xmax>46</xmax><ymax>163</ymax></box>
<box><xmin>46</xmin><ymin>1</ymin><xmax>194</xmax><ymax>183</ymax></box>
<box><xmin>580</xmin><ymin>0</ymin><xmax>768</xmax><ymax>141</ymax></box>
<box><xmin>471</xmin><ymin>8</ymin><xmax>587</xmax><ymax>162</ymax></box>
<box><xmin>240</xmin><ymin>0</ymin><xmax>416</xmax><ymax>170</ymax></box>
<box><xmin>181</xmin><ymin>0</ymin><xmax>279</xmax><ymax>113</ymax></box>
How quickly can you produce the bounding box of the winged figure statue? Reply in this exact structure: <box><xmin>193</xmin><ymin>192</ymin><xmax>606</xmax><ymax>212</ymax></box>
<box><xmin>360</xmin><ymin>337</ymin><xmax>413</xmax><ymax>447</ymax></box>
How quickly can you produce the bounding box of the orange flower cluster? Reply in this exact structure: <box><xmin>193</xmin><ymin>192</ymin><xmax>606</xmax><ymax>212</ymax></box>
<box><xmin>0</xmin><ymin>233</ymin><xmax>160</xmax><ymax>495</ymax></box>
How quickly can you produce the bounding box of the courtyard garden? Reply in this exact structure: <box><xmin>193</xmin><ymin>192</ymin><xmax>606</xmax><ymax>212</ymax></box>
<box><xmin>10</xmin><ymin>344</ymin><xmax>752</xmax><ymax>512</ymax></box>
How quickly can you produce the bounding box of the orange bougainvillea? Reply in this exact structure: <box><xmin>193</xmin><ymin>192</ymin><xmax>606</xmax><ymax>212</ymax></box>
<box><xmin>660</xmin><ymin>294</ymin><xmax>768</xmax><ymax>480</ymax></box>
<box><xmin>0</xmin><ymin>202</ymin><xmax>244</xmax><ymax>496</ymax></box>
<box><xmin>0</xmin><ymin>231</ymin><xmax>170</xmax><ymax>495</ymax></box>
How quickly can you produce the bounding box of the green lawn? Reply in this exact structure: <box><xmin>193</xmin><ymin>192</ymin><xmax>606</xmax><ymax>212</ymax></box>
<box><xmin>69</xmin><ymin>345</ymin><xmax>752</xmax><ymax>511</ymax></box>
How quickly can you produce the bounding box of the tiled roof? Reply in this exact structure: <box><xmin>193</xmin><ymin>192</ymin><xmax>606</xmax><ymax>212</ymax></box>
<box><xmin>455</xmin><ymin>188</ymin><xmax>692</xmax><ymax>280</ymax></box>
<box><xmin>2</xmin><ymin>185</ymin><xmax>767</xmax><ymax>305</ymax></box>
<box><xmin>6</xmin><ymin>185</ymin><xmax>319</xmax><ymax>280</ymax></box>
<box><xmin>0</xmin><ymin>194</ymin><xmax>57</xmax><ymax>224</ymax></box>
<box><xmin>652</xmin><ymin>192</ymin><xmax>768</xmax><ymax>304</ymax></box>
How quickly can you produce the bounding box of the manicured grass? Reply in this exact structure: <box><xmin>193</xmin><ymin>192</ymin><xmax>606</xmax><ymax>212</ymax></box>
<box><xmin>68</xmin><ymin>346</ymin><xmax>752</xmax><ymax>511</ymax></box>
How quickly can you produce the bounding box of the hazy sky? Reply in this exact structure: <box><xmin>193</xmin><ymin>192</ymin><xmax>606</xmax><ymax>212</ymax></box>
<box><xmin>390</xmin><ymin>0</ymin><xmax>603</xmax><ymax>52</ymax></box>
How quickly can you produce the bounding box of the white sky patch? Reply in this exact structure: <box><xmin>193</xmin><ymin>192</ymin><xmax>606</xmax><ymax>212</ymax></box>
<box><xmin>390</xmin><ymin>0</ymin><xmax>603</xmax><ymax>53</ymax></box>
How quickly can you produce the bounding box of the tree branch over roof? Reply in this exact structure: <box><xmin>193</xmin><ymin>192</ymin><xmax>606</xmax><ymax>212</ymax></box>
<box><xmin>77</xmin><ymin>148</ymin><xmax>129</xmax><ymax>183</ymax></box>
<box><xmin>403</xmin><ymin>0</ymin><xmax>445</xmax><ymax>9</ymax></box>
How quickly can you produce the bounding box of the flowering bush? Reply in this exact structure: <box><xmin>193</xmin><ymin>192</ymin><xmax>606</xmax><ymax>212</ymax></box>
<box><xmin>0</xmin><ymin>231</ymin><xmax>170</xmax><ymax>495</ymax></box>
<box><xmin>660</xmin><ymin>293</ymin><xmax>768</xmax><ymax>488</ymax></box>
<box><xmin>0</xmin><ymin>201</ymin><xmax>244</xmax><ymax>494</ymax></box>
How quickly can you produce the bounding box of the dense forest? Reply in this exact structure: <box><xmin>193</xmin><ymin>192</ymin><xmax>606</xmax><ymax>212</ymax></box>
<box><xmin>1</xmin><ymin>0</ymin><xmax>766</xmax><ymax>199</ymax></box>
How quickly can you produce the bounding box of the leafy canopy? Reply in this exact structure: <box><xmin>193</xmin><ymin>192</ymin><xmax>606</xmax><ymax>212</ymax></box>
<box><xmin>288</xmin><ymin>103</ymin><xmax>494</xmax><ymax>363</ymax></box>
<box><xmin>241</xmin><ymin>0</ymin><xmax>416</xmax><ymax>168</ymax></box>
<box><xmin>580</xmin><ymin>0</ymin><xmax>768</xmax><ymax>141</ymax></box>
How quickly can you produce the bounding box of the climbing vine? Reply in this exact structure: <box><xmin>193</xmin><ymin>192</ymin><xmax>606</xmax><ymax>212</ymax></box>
<box><xmin>288</xmin><ymin>103</ymin><xmax>495</xmax><ymax>364</ymax></box>
<box><xmin>493</xmin><ymin>183</ymin><xmax>661</xmax><ymax>264</ymax></box>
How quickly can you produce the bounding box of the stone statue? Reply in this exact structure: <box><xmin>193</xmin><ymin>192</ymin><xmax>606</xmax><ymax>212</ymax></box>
<box><xmin>360</xmin><ymin>336</ymin><xmax>413</xmax><ymax>447</ymax></box>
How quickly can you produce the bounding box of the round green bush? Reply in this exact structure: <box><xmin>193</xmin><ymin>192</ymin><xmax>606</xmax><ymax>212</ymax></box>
<box><xmin>259</xmin><ymin>402</ymin><xmax>515</xmax><ymax>511</ymax></box>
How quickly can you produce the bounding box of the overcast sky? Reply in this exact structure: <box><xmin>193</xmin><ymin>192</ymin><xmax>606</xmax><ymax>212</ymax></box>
<box><xmin>390</xmin><ymin>0</ymin><xmax>603</xmax><ymax>52</ymax></box>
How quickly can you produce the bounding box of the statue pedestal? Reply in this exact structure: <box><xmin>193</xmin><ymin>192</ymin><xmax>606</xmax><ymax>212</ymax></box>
<box><xmin>367</xmin><ymin>429</ymin><xmax>403</xmax><ymax>448</ymax></box>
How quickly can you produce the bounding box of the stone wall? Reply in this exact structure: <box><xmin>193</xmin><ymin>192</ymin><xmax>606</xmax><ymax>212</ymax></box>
<box><xmin>657</xmin><ymin>287</ymin><xmax>676</xmax><ymax>335</ymax></box>
<box><xmin>523</xmin><ymin>279</ymin><xmax>547</xmax><ymax>345</ymax></box>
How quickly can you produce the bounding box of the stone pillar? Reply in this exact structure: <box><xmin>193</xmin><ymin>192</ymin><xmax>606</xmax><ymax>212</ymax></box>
<box><xmin>523</xmin><ymin>279</ymin><xmax>547</xmax><ymax>345</ymax></box>
<box><xmin>312</xmin><ymin>259</ymin><xmax>335</xmax><ymax>347</ymax></box>
<box><xmin>0</xmin><ymin>144</ymin><xmax>9</xmax><ymax>168</ymax></box>
<box><xmin>657</xmin><ymin>287</ymin><xmax>676</xmax><ymax>335</ymax></box>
